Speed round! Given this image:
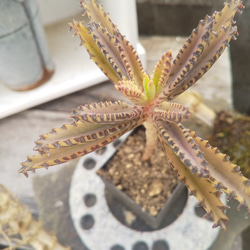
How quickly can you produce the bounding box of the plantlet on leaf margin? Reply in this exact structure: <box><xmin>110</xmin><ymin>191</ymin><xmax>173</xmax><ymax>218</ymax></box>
<box><xmin>19</xmin><ymin>0</ymin><xmax>249</xmax><ymax>230</ymax></box>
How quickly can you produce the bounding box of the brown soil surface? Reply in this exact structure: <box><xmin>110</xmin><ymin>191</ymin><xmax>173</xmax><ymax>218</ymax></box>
<box><xmin>97</xmin><ymin>127</ymin><xmax>179</xmax><ymax>216</ymax></box>
<box><xmin>208</xmin><ymin>111</ymin><xmax>250</xmax><ymax>178</ymax></box>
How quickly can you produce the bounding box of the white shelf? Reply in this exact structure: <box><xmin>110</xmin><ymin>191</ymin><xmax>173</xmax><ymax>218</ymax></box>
<box><xmin>0</xmin><ymin>17</ymin><xmax>107</xmax><ymax>119</ymax></box>
<box><xmin>0</xmin><ymin>18</ymin><xmax>146</xmax><ymax>119</ymax></box>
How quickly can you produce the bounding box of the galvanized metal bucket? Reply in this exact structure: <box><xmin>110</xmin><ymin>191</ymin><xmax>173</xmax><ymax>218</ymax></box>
<box><xmin>0</xmin><ymin>0</ymin><xmax>54</xmax><ymax>91</ymax></box>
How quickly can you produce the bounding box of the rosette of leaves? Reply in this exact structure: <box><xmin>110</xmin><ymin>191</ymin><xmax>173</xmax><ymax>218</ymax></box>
<box><xmin>19</xmin><ymin>0</ymin><xmax>249</xmax><ymax>229</ymax></box>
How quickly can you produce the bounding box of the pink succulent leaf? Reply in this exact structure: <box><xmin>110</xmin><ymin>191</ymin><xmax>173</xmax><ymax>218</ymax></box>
<box><xmin>154</xmin><ymin>119</ymin><xmax>209</xmax><ymax>178</ymax></box>
<box><xmin>160</xmin><ymin>137</ymin><xmax>229</xmax><ymax>230</ymax></box>
<box><xmin>157</xmin><ymin>0</ymin><xmax>244</xmax><ymax>102</ymax></box>
<box><xmin>152</xmin><ymin>50</ymin><xmax>172</xmax><ymax>94</ymax></box>
<box><xmin>114</xmin><ymin>81</ymin><xmax>147</xmax><ymax>105</ymax></box>
<box><xmin>89</xmin><ymin>22</ymin><xmax>129</xmax><ymax>80</ymax></box>
<box><xmin>19</xmin><ymin>101</ymin><xmax>146</xmax><ymax>175</ymax></box>
<box><xmin>114</xmin><ymin>30</ymin><xmax>145</xmax><ymax>89</ymax></box>
<box><xmin>82</xmin><ymin>0</ymin><xmax>145</xmax><ymax>89</ymax></box>
<box><xmin>72</xmin><ymin>100</ymin><xmax>145</xmax><ymax>124</ymax></box>
<box><xmin>154</xmin><ymin>102</ymin><xmax>191</xmax><ymax>123</ymax></box>
<box><xmin>20</xmin><ymin>119</ymin><xmax>141</xmax><ymax>176</ymax></box>
<box><xmin>80</xmin><ymin>0</ymin><xmax>117</xmax><ymax>35</ymax></box>
<box><xmin>70</xmin><ymin>21</ymin><xmax>121</xmax><ymax>84</ymax></box>
<box><xmin>189</xmin><ymin>130</ymin><xmax>250</xmax><ymax>213</ymax></box>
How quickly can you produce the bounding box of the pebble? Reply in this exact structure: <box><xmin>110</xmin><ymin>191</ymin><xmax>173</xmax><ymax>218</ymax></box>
<box><xmin>124</xmin><ymin>147</ymin><xmax>132</xmax><ymax>154</ymax></box>
<box><xmin>140</xmin><ymin>189</ymin><xmax>145</xmax><ymax>194</ymax></box>
<box><xmin>123</xmin><ymin>210</ymin><xmax>136</xmax><ymax>225</ymax></box>
<box><xmin>126</xmin><ymin>163</ymin><xmax>132</xmax><ymax>169</ymax></box>
<box><xmin>108</xmin><ymin>168</ymin><xmax>114</xmax><ymax>175</ymax></box>
<box><xmin>149</xmin><ymin>206</ymin><xmax>158</xmax><ymax>216</ymax></box>
<box><xmin>148</xmin><ymin>181</ymin><xmax>163</xmax><ymax>197</ymax></box>
<box><xmin>127</xmin><ymin>153</ymin><xmax>135</xmax><ymax>160</ymax></box>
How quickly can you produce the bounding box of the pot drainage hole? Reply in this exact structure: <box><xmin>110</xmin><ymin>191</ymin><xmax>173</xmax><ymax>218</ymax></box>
<box><xmin>113</xmin><ymin>139</ymin><xmax>122</xmax><ymax>148</ymax></box>
<box><xmin>110</xmin><ymin>245</ymin><xmax>125</xmax><ymax>250</ymax></box>
<box><xmin>80</xmin><ymin>214</ymin><xmax>95</xmax><ymax>230</ymax></box>
<box><xmin>152</xmin><ymin>240</ymin><xmax>169</xmax><ymax>250</ymax></box>
<box><xmin>83</xmin><ymin>158</ymin><xmax>96</xmax><ymax>170</ymax></box>
<box><xmin>83</xmin><ymin>193</ymin><xmax>97</xmax><ymax>207</ymax></box>
<box><xmin>132</xmin><ymin>241</ymin><xmax>148</xmax><ymax>250</ymax></box>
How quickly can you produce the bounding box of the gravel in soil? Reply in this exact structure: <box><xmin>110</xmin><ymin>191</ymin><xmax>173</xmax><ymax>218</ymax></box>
<box><xmin>97</xmin><ymin>127</ymin><xmax>179</xmax><ymax>216</ymax></box>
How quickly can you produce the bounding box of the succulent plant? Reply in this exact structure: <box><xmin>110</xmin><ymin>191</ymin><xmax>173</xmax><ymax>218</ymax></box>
<box><xmin>19</xmin><ymin>0</ymin><xmax>249</xmax><ymax>229</ymax></box>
